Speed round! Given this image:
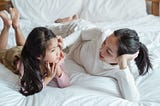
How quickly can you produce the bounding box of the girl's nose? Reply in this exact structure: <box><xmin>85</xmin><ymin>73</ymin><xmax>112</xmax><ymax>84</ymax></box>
<box><xmin>56</xmin><ymin>52</ymin><xmax>59</xmax><ymax>57</ymax></box>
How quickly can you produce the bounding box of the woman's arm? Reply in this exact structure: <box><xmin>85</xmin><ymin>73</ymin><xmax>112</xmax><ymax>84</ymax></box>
<box><xmin>115</xmin><ymin>52</ymin><xmax>140</xmax><ymax>101</ymax></box>
<box><xmin>115</xmin><ymin>67</ymin><xmax>140</xmax><ymax>101</ymax></box>
<box><xmin>98</xmin><ymin>66</ymin><xmax>140</xmax><ymax>102</ymax></box>
<box><xmin>62</xmin><ymin>28</ymin><xmax>103</xmax><ymax>49</ymax></box>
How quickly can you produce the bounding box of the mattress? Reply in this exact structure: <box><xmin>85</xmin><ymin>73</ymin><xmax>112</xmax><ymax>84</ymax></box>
<box><xmin>0</xmin><ymin>15</ymin><xmax>160</xmax><ymax>106</ymax></box>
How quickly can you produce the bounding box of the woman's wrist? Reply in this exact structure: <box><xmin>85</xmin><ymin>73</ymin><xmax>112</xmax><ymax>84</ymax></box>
<box><xmin>117</xmin><ymin>55</ymin><xmax>128</xmax><ymax>70</ymax></box>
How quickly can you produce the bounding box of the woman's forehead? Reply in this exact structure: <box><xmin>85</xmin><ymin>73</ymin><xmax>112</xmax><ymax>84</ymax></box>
<box><xmin>105</xmin><ymin>34</ymin><xmax>118</xmax><ymax>52</ymax></box>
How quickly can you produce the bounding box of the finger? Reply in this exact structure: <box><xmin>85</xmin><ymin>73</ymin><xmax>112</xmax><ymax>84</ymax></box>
<box><xmin>133</xmin><ymin>51</ymin><xmax>139</xmax><ymax>59</ymax></box>
<box><xmin>57</xmin><ymin>36</ymin><xmax>63</xmax><ymax>49</ymax></box>
<box><xmin>47</xmin><ymin>62</ymin><xmax>51</xmax><ymax>70</ymax></box>
<box><xmin>57</xmin><ymin>36</ymin><xmax>63</xmax><ymax>43</ymax></box>
<box><xmin>60</xmin><ymin>50</ymin><xmax>64</xmax><ymax>59</ymax></box>
<box><xmin>51</xmin><ymin>63</ymin><xmax>57</xmax><ymax>77</ymax></box>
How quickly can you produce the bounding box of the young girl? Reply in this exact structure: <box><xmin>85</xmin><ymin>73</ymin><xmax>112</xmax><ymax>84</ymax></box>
<box><xmin>55</xmin><ymin>18</ymin><xmax>152</xmax><ymax>101</ymax></box>
<box><xmin>0</xmin><ymin>8</ymin><xmax>70</xmax><ymax>96</ymax></box>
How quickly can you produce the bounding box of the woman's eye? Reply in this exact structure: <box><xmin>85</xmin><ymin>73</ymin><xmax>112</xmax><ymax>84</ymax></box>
<box><xmin>106</xmin><ymin>50</ymin><xmax>111</xmax><ymax>55</ymax></box>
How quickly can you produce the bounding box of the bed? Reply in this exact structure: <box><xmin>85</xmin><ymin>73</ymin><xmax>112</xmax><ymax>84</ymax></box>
<box><xmin>0</xmin><ymin>0</ymin><xmax>160</xmax><ymax>106</ymax></box>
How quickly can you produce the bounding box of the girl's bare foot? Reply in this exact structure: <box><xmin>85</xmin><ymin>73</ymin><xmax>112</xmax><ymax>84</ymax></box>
<box><xmin>0</xmin><ymin>11</ymin><xmax>12</xmax><ymax>28</ymax></box>
<box><xmin>55</xmin><ymin>16</ymin><xmax>72</xmax><ymax>23</ymax></box>
<box><xmin>9</xmin><ymin>8</ymin><xmax>20</xmax><ymax>29</ymax></box>
<box><xmin>55</xmin><ymin>14</ymin><xmax>79</xmax><ymax>23</ymax></box>
<box><xmin>72</xmin><ymin>14</ymin><xmax>79</xmax><ymax>20</ymax></box>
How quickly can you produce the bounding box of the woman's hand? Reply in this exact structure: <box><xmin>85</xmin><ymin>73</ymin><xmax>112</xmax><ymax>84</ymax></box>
<box><xmin>117</xmin><ymin>51</ymin><xmax>139</xmax><ymax>70</ymax></box>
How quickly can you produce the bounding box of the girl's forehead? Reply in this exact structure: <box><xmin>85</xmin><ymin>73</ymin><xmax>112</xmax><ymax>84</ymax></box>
<box><xmin>47</xmin><ymin>38</ymin><xmax>58</xmax><ymax>48</ymax></box>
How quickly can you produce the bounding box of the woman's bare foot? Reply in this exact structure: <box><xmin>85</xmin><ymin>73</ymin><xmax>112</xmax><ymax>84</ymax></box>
<box><xmin>0</xmin><ymin>11</ymin><xmax>12</xmax><ymax>28</ymax></box>
<box><xmin>55</xmin><ymin>14</ymin><xmax>79</xmax><ymax>23</ymax></box>
<box><xmin>9</xmin><ymin>8</ymin><xmax>20</xmax><ymax>29</ymax></box>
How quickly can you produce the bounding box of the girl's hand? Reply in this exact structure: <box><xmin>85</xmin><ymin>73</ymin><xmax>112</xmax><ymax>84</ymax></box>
<box><xmin>43</xmin><ymin>62</ymin><xmax>59</xmax><ymax>86</ymax></box>
<box><xmin>57</xmin><ymin>50</ymin><xmax>65</xmax><ymax>65</ymax></box>
<box><xmin>55</xmin><ymin>64</ymin><xmax>63</xmax><ymax>78</ymax></box>
<box><xmin>117</xmin><ymin>51</ymin><xmax>139</xmax><ymax>69</ymax></box>
<box><xmin>46</xmin><ymin>62</ymin><xmax>58</xmax><ymax>79</ymax></box>
<box><xmin>55</xmin><ymin>50</ymin><xmax>65</xmax><ymax>78</ymax></box>
<box><xmin>57</xmin><ymin>36</ymin><xmax>63</xmax><ymax>49</ymax></box>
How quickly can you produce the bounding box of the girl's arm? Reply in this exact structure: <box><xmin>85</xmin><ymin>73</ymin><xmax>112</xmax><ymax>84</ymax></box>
<box><xmin>43</xmin><ymin>63</ymin><xmax>58</xmax><ymax>87</ymax></box>
<box><xmin>55</xmin><ymin>63</ymin><xmax>70</xmax><ymax>88</ymax></box>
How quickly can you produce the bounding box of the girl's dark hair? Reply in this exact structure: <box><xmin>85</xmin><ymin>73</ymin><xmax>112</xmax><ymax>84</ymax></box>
<box><xmin>114</xmin><ymin>28</ymin><xmax>152</xmax><ymax>75</ymax></box>
<box><xmin>20</xmin><ymin>27</ymin><xmax>56</xmax><ymax>96</ymax></box>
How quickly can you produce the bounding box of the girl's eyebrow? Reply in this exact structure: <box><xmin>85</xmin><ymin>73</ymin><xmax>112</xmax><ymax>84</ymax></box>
<box><xmin>48</xmin><ymin>45</ymin><xmax>58</xmax><ymax>50</ymax></box>
<box><xmin>52</xmin><ymin>46</ymin><xmax>58</xmax><ymax>48</ymax></box>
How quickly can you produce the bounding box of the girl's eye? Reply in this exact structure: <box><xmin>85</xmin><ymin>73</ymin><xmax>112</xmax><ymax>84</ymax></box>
<box><xmin>51</xmin><ymin>49</ymin><xmax>55</xmax><ymax>52</ymax></box>
<box><xmin>103</xmin><ymin>41</ymin><xmax>106</xmax><ymax>45</ymax></box>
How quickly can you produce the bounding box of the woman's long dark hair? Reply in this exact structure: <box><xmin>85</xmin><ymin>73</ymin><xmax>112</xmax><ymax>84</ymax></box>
<box><xmin>114</xmin><ymin>28</ymin><xmax>152</xmax><ymax>75</ymax></box>
<box><xmin>20</xmin><ymin>27</ymin><xmax>56</xmax><ymax>96</ymax></box>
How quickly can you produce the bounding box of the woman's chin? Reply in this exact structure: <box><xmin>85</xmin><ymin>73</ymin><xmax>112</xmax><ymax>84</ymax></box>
<box><xmin>99</xmin><ymin>57</ymin><xmax>105</xmax><ymax>62</ymax></box>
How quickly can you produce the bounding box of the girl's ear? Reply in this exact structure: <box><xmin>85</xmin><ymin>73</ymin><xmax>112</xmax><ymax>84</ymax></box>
<box><xmin>37</xmin><ymin>56</ymin><xmax>42</xmax><ymax>60</ymax></box>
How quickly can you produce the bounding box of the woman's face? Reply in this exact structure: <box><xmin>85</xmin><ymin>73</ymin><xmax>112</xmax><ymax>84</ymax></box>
<box><xmin>43</xmin><ymin>38</ymin><xmax>61</xmax><ymax>64</ymax></box>
<box><xmin>99</xmin><ymin>33</ymin><xmax>118</xmax><ymax>64</ymax></box>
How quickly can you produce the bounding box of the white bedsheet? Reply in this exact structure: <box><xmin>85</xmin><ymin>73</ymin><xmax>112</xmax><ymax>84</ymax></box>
<box><xmin>0</xmin><ymin>15</ymin><xmax>160</xmax><ymax>106</ymax></box>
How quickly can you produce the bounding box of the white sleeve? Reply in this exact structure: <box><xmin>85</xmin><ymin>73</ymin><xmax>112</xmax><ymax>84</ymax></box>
<box><xmin>63</xmin><ymin>28</ymin><xmax>102</xmax><ymax>49</ymax></box>
<box><xmin>97</xmin><ymin>67</ymin><xmax>140</xmax><ymax>102</ymax></box>
<box><xmin>63</xmin><ymin>30</ymin><xmax>81</xmax><ymax>49</ymax></box>
<box><xmin>81</xmin><ymin>28</ymin><xmax>102</xmax><ymax>41</ymax></box>
<box><xmin>115</xmin><ymin>67</ymin><xmax>140</xmax><ymax>102</ymax></box>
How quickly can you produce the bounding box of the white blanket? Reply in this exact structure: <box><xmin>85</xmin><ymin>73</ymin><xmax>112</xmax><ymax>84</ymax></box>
<box><xmin>0</xmin><ymin>15</ymin><xmax>160</xmax><ymax>106</ymax></box>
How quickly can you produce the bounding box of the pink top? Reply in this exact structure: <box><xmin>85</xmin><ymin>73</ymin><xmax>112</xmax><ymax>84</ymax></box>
<box><xmin>54</xmin><ymin>63</ymin><xmax>70</xmax><ymax>88</ymax></box>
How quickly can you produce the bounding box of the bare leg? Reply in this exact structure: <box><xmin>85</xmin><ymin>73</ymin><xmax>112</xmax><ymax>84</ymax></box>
<box><xmin>0</xmin><ymin>11</ymin><xmax>12</xmax><ymax>50</ymax></box>
<box><xmin>9</xmin><ymin>8</ymin><xmax>25</xmax><ymax>46</ymax></box>
<box><xmin>55</xmin><ymin>14</ymin><xmax>79</xmax><ymax>23</ymax></box>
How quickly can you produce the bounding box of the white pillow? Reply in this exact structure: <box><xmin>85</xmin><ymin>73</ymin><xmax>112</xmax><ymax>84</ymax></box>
<box><xmin>11</xmin><ymin>0</ymin><xmax>83</xmax><ymax>24</ymax></box>
<box><xmin>80</xmin><ymin>0</ymin><xmax>147</xmax><ymax>22</ymax></box>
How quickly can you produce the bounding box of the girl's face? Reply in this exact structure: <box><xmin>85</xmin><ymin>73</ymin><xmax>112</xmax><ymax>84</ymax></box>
<box><xmin>43</xmin><ymin>38</ymin><xmax>61</xmax><ymax>64</ymax></box>
<box><xmin>99</xmin><ymin>33</ymin><xmax>118</xmax><ymax>64</ymax></box>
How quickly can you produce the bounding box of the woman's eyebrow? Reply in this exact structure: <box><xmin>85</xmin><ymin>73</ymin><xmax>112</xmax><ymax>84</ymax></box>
<box><xmin>107</xmin><ymin>47</ymin><xmax>113</xmax><ymax>54</ymax></box>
